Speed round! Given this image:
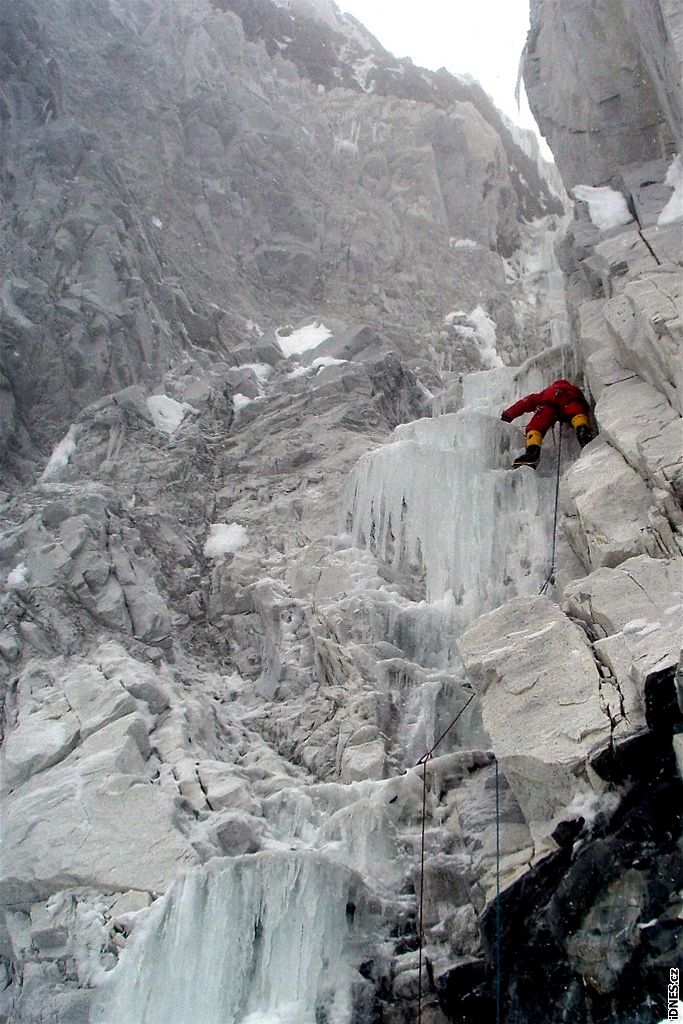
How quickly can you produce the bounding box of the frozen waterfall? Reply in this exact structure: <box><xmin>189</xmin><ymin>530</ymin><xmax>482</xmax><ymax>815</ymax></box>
<box><xmin>92</xmin><ymin>852</ymin><xmax>365</xmax><ymax>1024</ymax></box>
<box><xmin>92</xmin><ymin>349</ymin><xmax>578</xmax><ymax>1024</ymax></box>
<box><xmin>343</xmin><ymin>353</ymin><xmax>577</xmax><ymax>626</ymax></box>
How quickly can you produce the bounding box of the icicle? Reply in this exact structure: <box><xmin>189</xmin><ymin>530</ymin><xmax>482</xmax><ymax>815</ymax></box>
<box><xmin>342</xmin><ymin>357</ymin><xmax>575</xmax><ymax>628</ymax></box>
<box><xmin>93</xmin><ymin>853</ymin><xmax>362</xmax><ymax>1024</ymax></box>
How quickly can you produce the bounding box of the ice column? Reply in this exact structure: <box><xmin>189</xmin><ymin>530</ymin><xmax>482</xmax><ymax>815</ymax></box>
<box><xmin>92</xmin><ymin>852</ymin><xmax>361</xmax><ymax>1024</ymax></box>
<box><xmin>343</xmin><ymin>357</ymin><xmax>576</xmax><ymax>629</ymax></box>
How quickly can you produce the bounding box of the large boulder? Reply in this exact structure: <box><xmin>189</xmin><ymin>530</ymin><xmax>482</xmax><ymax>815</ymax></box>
<box><xmin>458</xmin><ymin>595</ymin><xmax>630</xmax><ymax>855</ymax></box>
<box><xmin>563</xmin><ymin>554</ymin><xmax>683</xmax><ymax>696</ymax></box>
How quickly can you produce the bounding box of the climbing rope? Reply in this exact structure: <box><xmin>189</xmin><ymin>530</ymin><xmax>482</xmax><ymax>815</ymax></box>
<box><xmin>417</xmin><ymin>756</ymin><xmax>428</xmax><ymax>1024</ymax></box>
<box><xmin>495</xmin><ymin>757</ymin><xmax>502</xmax><ymax>1024</ymax></box>
<box><xmin>415</xmin><ymin>691</ymin><xmax>477</xmax><ymax>769</ymax></box>
<box><xmin>539</xmin><ymin>424</ymin><xmax>563</xmax><ymax>595</ymax></box>
<box><xmin>414</xmin><ymin>691</ymin><xmax>504</xmax><ymax>1024</ymax></box>
<box><xmin>415</xmin><ymin>691</ymin><xmax>476</xmax><ymax>1024</ymax></box>
<box><xmin>414</xmin><ymin>415</ymin><xmax>568</xmax><ymax>1022</ymax></box>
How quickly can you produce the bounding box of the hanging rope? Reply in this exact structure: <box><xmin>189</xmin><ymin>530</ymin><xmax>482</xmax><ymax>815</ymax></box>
<box><xmin>539</xmin><ymin>424</ymin><xmax>563</xmax><ymax>595</ymax></box>
<box><xmin>417</xmin><ymin>758</ymin><xmax>428</xmax><ymax>1024</ymax></box>
<box><xmin>415</xmin><ymin>691</ymin><xmax>476</xmax><ymax>768</ymax></box>
<box><xmin>495</xmin><ymin>757</ymin><xmax>502</xmax><ymax>1024</ymax></box>
<box><xmin>415</xmin><ymin>691</ymin><xmax>476</xmax><ymax>1024</ymax></box>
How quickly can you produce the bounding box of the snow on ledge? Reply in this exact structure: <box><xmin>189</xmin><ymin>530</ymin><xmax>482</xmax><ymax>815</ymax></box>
<box><xmin>203</xmin><ymin>523</ymin><xmax>249</xmax><ymax>559</ymax></box>
<box><xmin>232</xmin><ymin>393</ymin><xmax>253</xmax><ymax>413</ymax></box>
<box><xmin>450</xmin><ymin>237</ymin><xmax>480</xmax><ymax>249</ymax></box>
<box><xmin>40</xmin><ymin>424</ymin><xmax>80</xmax><ymax>482</ymax></box>
<box><xmin>572</xmin><ymin>184</ymin><xmax>633</xmax><ymax>231</ymax></box>
<box><xmin>276</xmin><ymin>322</ymin><xmax>332</xmax><ymax>358</ymax></box>
<box><xmin>7</xmin><ymin>563</ymin><xmax>30</xmax><ymax>590</ymax></box>
<box><xmin>658</xmin><ymin>153</ymin><xmax>683</xmax><ymax>225</ymax></box>
<box><xmin>287</xmin><ymin>356</ymin><xmax>347</xmax><ymax>379</ymax></box>
<box><xmin>146</xmin><ymin>395</ymin><xmax>197</xmax><ymax>435</ymax></box>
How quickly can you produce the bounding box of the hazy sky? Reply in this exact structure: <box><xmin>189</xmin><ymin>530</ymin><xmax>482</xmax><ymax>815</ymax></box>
<box><xmin>339</xmin><ymin>0</ymin><xmax>545</xmax><ymax>145</ymax></box>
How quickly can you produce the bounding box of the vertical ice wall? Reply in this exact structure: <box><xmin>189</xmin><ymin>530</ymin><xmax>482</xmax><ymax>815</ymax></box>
<box><xmin>343</xmin><ymin>355</ymin><xmax>577</xmax><ymax>629</ymax></box>
<box><xmin>93</xmin><ymin>852</ymin><xmax>363</xmax><ymax>1024</ymax></box>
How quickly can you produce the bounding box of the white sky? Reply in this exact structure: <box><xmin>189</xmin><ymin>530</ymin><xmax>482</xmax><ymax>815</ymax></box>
<box><xmin>339</xmin><ymin>0</ymin><xmax>550</xmax><ymax>154</ymax></box>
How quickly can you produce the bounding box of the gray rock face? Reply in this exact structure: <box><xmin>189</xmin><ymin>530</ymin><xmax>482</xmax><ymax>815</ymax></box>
<box><xmin>0</xmin><ymin>0</ymin><xmax>558</xmax><ymax>460</ymax></box>
<box><xmin>434</xmin><ymin>12</ymin><xmax>683</xmax><ymax>1019</ymax></box>
<box><xmin>459</xmin><ymin>595</ymin><xmax>638</xmax><ymax>857</ymax></box>
<box><xmin>1</xmin><ymin>645</ymin><xmax>198</xmax><ymax>904</ymax></box>
<box><xmin>524</xmin><ymin>0</ymin><xmax>681</xmax><ymax>188</ymax></box>
<box><xmin>0</xmin><ymin>369</ymin><xmax>17</xmax><ymax>459</ymax></box>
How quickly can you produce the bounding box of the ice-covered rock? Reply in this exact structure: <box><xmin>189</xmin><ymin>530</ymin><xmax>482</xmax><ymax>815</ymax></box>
<box><xmin>344</xmin><ymin>351</ymin><xmax>578</xmax><ymax>618</ymax></box>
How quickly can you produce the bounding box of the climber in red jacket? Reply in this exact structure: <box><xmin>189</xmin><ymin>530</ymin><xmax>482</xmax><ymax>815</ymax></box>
<box><xmin>501</xmin><ymin>379</ymin><xmax>593</xmax><ymax>468</ymax></box>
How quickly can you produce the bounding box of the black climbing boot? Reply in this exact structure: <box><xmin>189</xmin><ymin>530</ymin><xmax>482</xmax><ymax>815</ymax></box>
<box><xmin>576</xmin><ymin>424</ymin><xmax>593</xmax><ymax>448</ymax></box>
<box><xmin>513</xmin><ymin>444</ymin><xmax>541</xmax><ymax>469</ymax></box>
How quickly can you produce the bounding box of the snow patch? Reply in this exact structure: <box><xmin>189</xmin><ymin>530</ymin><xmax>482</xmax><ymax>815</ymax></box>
<box><xmin>7</xmin><ymin>563</ymin><xmax>30</xmax><ymax>590</ymax></box>
<box><xmin>41</xmin><ymin>424</ymin><xmax>80</xmax><ymax>482</ymax></box>
<box><xmin>146</xmin><ymin>395</ymin><xmax>196</xmax><ymax>435</ymax></box>
<box><xmin>562</xmin><ymin>789</ymin><xmax>620</xmax><ymax>829</ymax></box>
<box><xmin>658</xmin><ymin>153</ymin><xmax>683</xmax><ymax>225</ymax></box>
<box><xmin>450</xmin><ymin>238</ymin><xmax>480</xmax><ymax>249</ymax></box>
<box><xmin>151</xmin><ymin>217</ymin><xmax>163</xmax><ymax>229</ymax></box>
<box><xmin>276</xmin><ymin>322</ymin><xmax>333</xmax><ymax>358</ymax></box>
<box><xmin>232</xmin><ymin>393</ymin><xmax>253</xmax><ymax>413</ymax></box>
<box><xmin>287</xmin><ymin>356</ymin><xmax>347</xmax><ymax>380</ymax></box>
<box><xmin>312</xmin><ymin>356</ymin><xmax>346</xmax><ymax>370</ymax></box>
<box><xmin>203</xmin><ymin>523</ymin><xmax>249</xmax><ymax>559</ymax></box>
<box><xmin>469</xmin><ymin>306</ymin><xmax>503</xmax><ymax>369</ymax></box>
<box><xmin>572</xmin><ymin>184</ymin><xmax>633</xmax><ymax>231</ymax></box>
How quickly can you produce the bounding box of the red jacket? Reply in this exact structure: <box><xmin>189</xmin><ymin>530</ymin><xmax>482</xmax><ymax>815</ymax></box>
<box><xmin>502</xmin><ymin>380</ymin><xmax>589</xmax><ymax>423</ymax></box>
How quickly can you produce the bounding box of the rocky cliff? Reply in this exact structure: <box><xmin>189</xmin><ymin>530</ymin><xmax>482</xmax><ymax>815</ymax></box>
<box><xmin>524</xmin><ymin>0</ymin><xmax>682</xmax><ymax>189</ymax></box>
<box><xmin>0</xmin><ymin>0</ymin><xmax>560</xmax><ymax>460</ymax></box>
<box><xmin>0</xmin><ymin>1</ymin><xmax>681</xmax><ymax>1023</ymax></box>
